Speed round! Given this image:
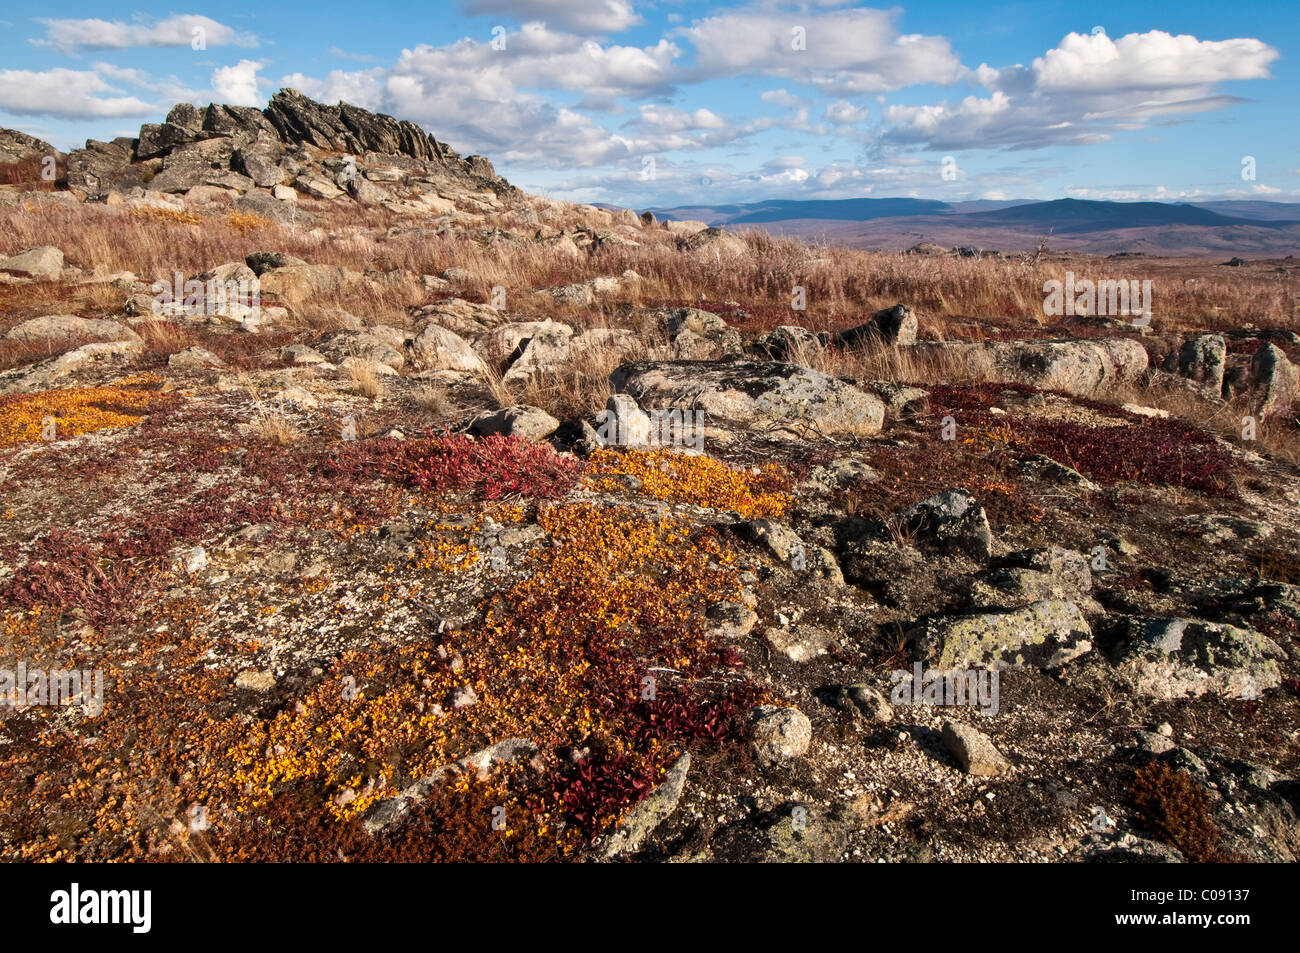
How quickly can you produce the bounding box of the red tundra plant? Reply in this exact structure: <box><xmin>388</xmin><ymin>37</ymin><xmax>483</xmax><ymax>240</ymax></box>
<box><xmin>330</xmin><ymin>433</ymin><xmax>580</xmax><ymax>500</ymax></box>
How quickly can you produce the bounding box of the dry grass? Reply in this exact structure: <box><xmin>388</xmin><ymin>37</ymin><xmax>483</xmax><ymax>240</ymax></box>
<box><xmin>413</xmin><ymin>383</ymin><xmax>450</xmax><ymax>415</ymax></box>
<box><xmin>2</xmin><ymin>197</ymin><xmax>1295</xmax><ymax>338</ymax></box>
<box><xmin>347</xmin><ymin>361</ymin><xmax>386</xmax><ymax>400</ymax></box>
<box><xmin>236</xmin><ymin>372</ymin><xmax>302</xmax><ymax>445</ymax></box>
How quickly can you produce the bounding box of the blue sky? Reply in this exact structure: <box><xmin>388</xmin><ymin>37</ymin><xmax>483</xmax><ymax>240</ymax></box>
<box><xmin>1</xmin><ymin>1</ymin><xmax>1296</xmax><ymax>206</ymax></box>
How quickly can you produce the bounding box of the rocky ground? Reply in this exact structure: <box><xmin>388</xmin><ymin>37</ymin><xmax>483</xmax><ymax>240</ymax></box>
<box><xmin>1</xmin><ymin>91</ymin><xmax>1299</xmax><ymax>863</ymax></box>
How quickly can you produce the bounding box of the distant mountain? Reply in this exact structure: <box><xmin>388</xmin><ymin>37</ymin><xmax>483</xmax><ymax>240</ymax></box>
<box><xmin>954</xmin><ymin>198</ymin><xmax>1296</xmax><ymax>233</ymax></box>
<box><xmin>650</xmin><ymin>197</ymin><xmax>951</xmax><ymax>224</ymax></box>
<box><xmin>1190</xmin><ymin>201</ymin><xmax>1300</xmax><ymax>222</ymax></box>
<box><xmin>639</xmin><ymin>196</ymin><xmax>1300</xmax><ymax>256</ymax></box>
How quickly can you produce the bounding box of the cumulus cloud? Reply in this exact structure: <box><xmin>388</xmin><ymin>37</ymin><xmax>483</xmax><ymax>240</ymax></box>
<box><xmin>0</xmin><ymin>67</ymin><xmax>155</xmax><ymax>119</ymax></box>
<box><xmin>881</xmin><ymin>30</ymin><xmax>1279</xmax><ymax>151</ymax></box>
<box><xmin>461</xmin><ymin>0</ymin><xmax>641</xmax><ymax>34</ymax></box>
<box><xmin>678</xmin><ymin>7</ymin><xmax>962</xmax><ymax>92</ymax></box>
<box><xmin>32</xmin><ymin>14</ymin><xmax>257</xmax><ymax>55</ymax></box>
<box><xmin>272</xmin><ymin>25</ymin><xmax>691</xmax><ymax>167</ymax></box>
<box><xmin>825</xmin><ymin>99</ymin><xmax>869</xmax><ymax>125</ymax></box>
<box><xmin>1033</xmin><ymin>30</ymin><xmax>1276</xmax><ymax>92</ymax></box>
<box><xmin>281</xmin><ymin>69</ymin><xmax>387</xmax><ymax>110</ymax></box>
<box><xmin>211</xmin><ymin>60</ymin><xmax>265</xmax><ymax>107</ymax></box>
<box><xmin>760</xmin><ymin>88</ymin><xmax>807</xmax><ymax>109</ymax></box>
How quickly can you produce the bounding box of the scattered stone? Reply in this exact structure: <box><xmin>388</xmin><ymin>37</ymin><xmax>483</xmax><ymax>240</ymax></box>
<box><xmin>941</xmin><ymin>720</ymin><xmax>1010</xmax><ymax>776</ymax></box>
<box><xmin>279</xmin><ymin>343</ymin><xmax>327</xmax><ymax>365</ymax></box>
<box><xmin>246</xmin><ymin>251</ymin><xmax>308</xmax><ymax>276</ymax></box>
<box><xmin>171</xmin><ymin>545</ymin><xmax>208</xmax><ymax>574</ymax></box>
<box><xmin>1018</xmin><ymin>454</ymin><xmax>1099</xmax><ymax>492</ymax></box>
<box><xmin>1177</xmin><ymin>514</ymin><xmax>1272</xmax><ymax>543</ymax></box>
<box><xmin>594</xmin><ymin>394</ymin><xmax>652</xmax><ymax>447</ymax></box>
<box><xmin>1121</xmin><ymin>402</ymin><xmax>1169</xmax><ymax>419</ymax></box>
<box><xmin>705</xmin><ymin>601</ymin><xmax>759</xmax><ymax>639</ymax></box>
<box><xmin>681</xmin><ymin>226</ymin><xmax>748</xmax><ymax>256</ymax></box>
<box><xmin>749</xmin><ymin>705</ymin><xmax>812</xmax><ymax>764</ymax></box>
<box><xmin>859</xmin><ymin>380</ymin><xmax>930</xmax><ymax>418</ymax></box>
<box><xmin>766</xmin><ymin>625</ymin><xmax>836</xmax><ymax>662</ymax></box>
<box><xmin>845</xmin><ymin>685</ymin><xmax>893</xmax><ymax>722</ymax></box>
<box><xmin>900</xmin><ymin>489</ymin><xmax>993</xmax><ymax>561</ymax></box>
<box><xmin>168</xmin><ymin>346</ymin><xmax>225</xmax><ymax>369</ymax></box>
<box><xmin>234</xmin><ymin>669</ymin><xmax>277</xmax><ymax>692</ymax></box>
<box><xmin>470</xmin><ymin>405</ymin><xmax>560</xmax><ymax>441</ymax></box>
<box><xmin>0</xmin><ymin>246</ymin><xmax>64</xmax><ymax>280</ymax></box>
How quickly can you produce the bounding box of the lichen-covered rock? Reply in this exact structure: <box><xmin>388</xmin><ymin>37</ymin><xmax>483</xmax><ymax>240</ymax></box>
<box><xmin>602</xmin><ymin>752</ymin><xmax>691</xmax><ymax>858</ymax></box>
<box><xmin>257</xmin><ymin>264</ymin><xmax>351</xmax><ymax>303</ymax></box>
<box><xmin>408</xmin><ymin>323</ymin><xmax>487</xmax><ymax>374</ymax></box>
<box><xmin>0</xmin><ymin>340</ymin><xmax>143</xmax><ymax>394</ymax></box>
<box><xmin>1250</xmin><ymin>343</ymin><xmax>1298</xmax><ymax>420</ymax></box>
<box><xmin>4</xmin><ymin>315</ymin><xmax>138</xmax><ymax>344</ymax></box>
<box><xmin>911</xmin><ymin>338</ymin><xmax>1148</xmax><ymax>395</ymax></box>
<box><xmin>900</xmin><ymin>489</ymin><xmax>993</xmax><ymax>561</ymax></box>
<box><xmin>470</xmin><ymin>405</ymin><xmax>560</xmax><ymax>441</ymax></box>
<box><xmin>0</xmin><ymin>246</ymin><xmax>64</xmax><ymax>280</ymax></box>
<box><xmin>610</xmin><ymin>359</ymin><xmax>885</xmax><ymax>437</ymax></box>
<box><xmin>766</xmin><ymin>625</ymin><xmax>836</xmax><ymax>662</ymax></box>
<box><xmin>909</xmin><ymin>599</ymin><xmax>1093</xmax><ymax>670</ymax></box>
<box><xmin>749</xmin><ymin>705</ymin><xmax>812</xmax><ymax>764</ymax></box>
<box><xmin>1177</xmin><ymin>333</ymin><xmax>1226</xmax><ymax>397</ymax></box>
<box><xmin>1111</xmin><ymin>618</ymin><xmax>1285</xmax><ymax>700</ymax></box>
<box><xmin>835</xmin><ymin>303</ymin><xmax>918</xmax><ymax>348</ymax></box>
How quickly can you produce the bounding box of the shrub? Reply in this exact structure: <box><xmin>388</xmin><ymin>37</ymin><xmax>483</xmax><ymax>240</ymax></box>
<box><xmin>1128</xmin><ymin>762</ymin><xmax>1231</xmax><ymax>862</ymax></box>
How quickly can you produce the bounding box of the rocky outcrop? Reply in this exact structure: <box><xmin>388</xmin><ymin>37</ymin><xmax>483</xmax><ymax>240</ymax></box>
<box><xmin>0</xmin><ymin>128</ymin><xmax>58</xmax><ymax>164</ymax></box>
<box><xmin>63</xmin><ymin>88</ymin><xmax>517</xmax><ymax>202</ymax></box>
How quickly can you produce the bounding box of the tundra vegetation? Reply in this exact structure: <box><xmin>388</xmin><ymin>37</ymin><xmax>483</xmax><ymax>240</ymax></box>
<box><xmin>0</xmin><ymin>93</ymin><xmax>1298</xmax><ymax>862</ymax></box>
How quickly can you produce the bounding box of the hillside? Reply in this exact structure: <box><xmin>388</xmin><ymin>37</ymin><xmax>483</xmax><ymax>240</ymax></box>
<box><xmin>0</xmin><ymin>91</ymin><xmax>1299</xmax><ymax>864</ymax></box>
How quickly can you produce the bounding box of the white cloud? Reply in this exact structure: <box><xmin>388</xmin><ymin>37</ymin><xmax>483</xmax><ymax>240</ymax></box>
<box><xmin>281</xmin><ymin>69</ymin><xmax>387</xmax><ymax>110</ymax></box>
<box><xmin>0</xmin><ymin>67</ymin><xmax>155</xmax><ymax>119</ymax></box>
<box><xmin>679</xmin><ymin>7</ymin><xmax>962</xmax><ymax>92</ymax></box>
<box><xmin>760</xmin><ymin>88</ymin><xmax>806</xmax><ymax>109</ymax></box>
<box><xmin>1033</xmin><ymin>30</ymin><xmax>1276</xmax><ymax>92</ymax></box>
<box><xmin>460</xmin><ymin>0</ymin><xmax>641</xmax><ymax>34</ymax></box>
<box><xmin>32</xmin><ymin>14</ymin><xmax>257</xmax><ymax>55</ymax></box>
<box><xmin>881</xmin><ymin>30</ymin><xmax>1279</xmax><ymax>151</ymax></box>
<box><xmin>211</xmin><ymin>60</ymin><xmax>265</xmax><ymax>107</ymax></box>
<box><xmin>825</xmin><ymin>99</ymin><xmax>869</xmax><ymax>125</ymax></box>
